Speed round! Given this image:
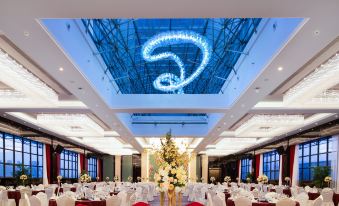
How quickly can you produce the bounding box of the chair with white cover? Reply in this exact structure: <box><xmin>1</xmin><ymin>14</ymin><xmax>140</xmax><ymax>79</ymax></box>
<box><xmin>275</xmin><ymin>186</ymin><xmax>284</xmax><ymax>195</ymax></box>
<box><xmin>117</xmin><ymin>191</ymin><xmax>127</xmax><ymax>206</ymax></box>
<box><xmin>212</xmin><ymin>194</ymin><xmax>224</xmax><ymax>206</ymax></box>
<box><xmin>207</xmin><ymin>193</ymin><xmax>213</xmax><ymax>206</ymax></box>
<box><xmin>216</xmin><ymin>192</ymin><xmax>226</xmax><ymax>206</ymax></box>
<box><xmin>55</xmin><ymin>195</ymin><xmax>75</xmax><ymax>206</ymax></box>
<box><xmin>35</xmin><ymin>192</ymin><xmax>48</xmax><ymax>206</ymax></box>
<box><xmin>234</xmin><ymin>197</ymin><xmax>251</xmax><ymax>206</ymax></box>
<box><xmin>290</xmin><ymin>187</ymin><xmax>298</xmax><ymax>198</ymax></box>
<box><xmin>295</xmin><ymin>192</ymin><xmax>309</xmax><ymax>206</ymax></box>
<box><xmin>19</xmin><ymin>194</ymin><xmax>31</xmax><ymax>206</ymax></box>
<box><xmin>0</xmin><ymin>190</ymin><xmax>16</xmax><ymax>206</ymax></box>
<box><xmin>20</xmin><ymin>189</ymin><xmax>32</xmax><ymax>199</ymax></box>
<box><xmin>44</xmin><ymin>187</ymin><xmax>54</xmax><ymax>200</ymax></box>
<box><xmin>309</xmin><ymin>196</ymin><xmax>323</xmax><ymax>206</ymax></box>
<box><xmin>321</xmin><ymin>188</ymin><xmax>334</xmax><ymax>206</ymax></box>
<box><xmin>62</xmin><ymin>187</ymin><xmax>71</xmax><ymax>193</ymax></box>
<box><xmin>29</xmin><ymin>196</ymin><xmax>41</xmax><ymax>206</ymax></box>
<box><xmin>106</xmin><ymin>195</ymin><xmax>121</xmax><ymax>206</ymax></box>
<box><xmin>305</xmin><ymin>186</ymin><xmax>311</xmax><ymax>193</ymax></box>
<box><xmin>129</xmin><ymin>194</ymin><xmax>136</xmax><ymax>206</ymax></box>
<box><xmin>276</xmin><ymin>198</ymin><xmax>296</xmax><ymax>206</ymax></box>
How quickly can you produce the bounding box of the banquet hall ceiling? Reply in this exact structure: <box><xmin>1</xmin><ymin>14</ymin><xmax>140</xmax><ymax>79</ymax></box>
<box><xmin>83</xmin><ymin>18</ymin><xmax>261</xmax><ymax>94</ymax></box>
<box><xmin>0</xmin><ymin>0</ymin><xmax>338</xmax><ymax>156</ymax></box>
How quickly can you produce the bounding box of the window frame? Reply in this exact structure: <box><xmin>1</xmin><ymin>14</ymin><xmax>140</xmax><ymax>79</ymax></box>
<box><xmin>87</xmin><ymin>157</ymin><xmax>97</xmax><ymax>179</ymax></box>
<box><xmin>0</xmin><ymin>131</ymin><xmax>44</xmax><ymax>178</ymax></box>
<box><xmin>60</xmin><ymin>149</ymin><xmax>78</xmax><ymax>179</ymax></box>
<box><xmin>298</xmin><ymin>137</ymin><xmax>332</xmax><ymax>182</ymax></box>
<box><xmin>240</xmin><ymin>158</ymin><xmax>252</xmax><ymax>181</ymax></box>
<box><xmin>263</xmin><ymin>150</ymin><xmax>280</xmax><ymax>181</ymax></box>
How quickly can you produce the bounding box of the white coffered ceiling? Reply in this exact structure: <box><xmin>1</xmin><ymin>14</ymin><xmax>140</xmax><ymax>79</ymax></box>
<box><xmin>0</xmin><ymin>0</ymin><xmax>338</xmax><ymax>156</ymax></box>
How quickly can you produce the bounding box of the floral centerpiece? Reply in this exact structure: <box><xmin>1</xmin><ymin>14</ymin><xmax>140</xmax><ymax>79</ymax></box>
<box><xmin>246</xmin><ymin>177</ymin><xmax>251</xmax><ymax>183</ymax></box>
<box><xmin>96</xmin><ymin>176</ymin><xmax>100</xmax><ymax>182</ymax></box>
<box><xmin>224</xmin><ymin>176</ymin><xmax>231</xmax><ymax>183</ymax></box>
<box><xmin>127</xmin><ymin>176</ymin><xmax>133</xmax><ymax>182</ymax></box>
<box><xmin>20</xmin><ymin>174</ymin><xmax>28</xmax><ymax>186</ymax></box>
<box><xmin>105</xmin><ymin>176</ymin><xmax>110</xmax><ymax>183</ymax></box>
<box><xmin>200</xmin><ymin>177</ymin><xmax>205</xmax><ymax>182</ymax></box>
<box><xmin>80</xmin><ymin>173</ymin><xmax>91</xmax><ymax>183</ymax></box>
<box><xmin>137</xmin><ymin>176</ymin><xmax>142</xmax><ymax>182</ymax></box>
<box><xmin>324</xmin><ymin>176</ymin><xmax>332</xmax><ymax>187</ymax></box>
<box><xmin>153</xmin><ymin>132</ymin><xmax>189</xmax><ymax>206</ymax></box>
<box><xmin>113</xmin><ymin>176</ymin><xmax>119</xmax><ymax>182</ymax></box>
<box><xmin>210</xmin><ymin>176</ymin><xmax>216</xmax><ymax>184</ymax></box>
<box><xmin>257</xmin><ymin>175</ymin><xmax>268</xmax><ymax>184</ymax></box>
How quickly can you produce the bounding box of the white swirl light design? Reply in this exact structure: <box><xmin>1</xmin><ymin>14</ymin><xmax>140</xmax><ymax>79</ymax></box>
<box><xmin>141</xmin><ymin>31</ymin><xmax>212</xmax><ymax>94</ymax></box>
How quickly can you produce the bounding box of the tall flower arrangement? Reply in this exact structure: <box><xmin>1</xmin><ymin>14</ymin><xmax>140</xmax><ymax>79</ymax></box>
<box><xmin>153</xmin><ymin>132</ymin><xmax>189</xmax><ymax>206</ymax></box>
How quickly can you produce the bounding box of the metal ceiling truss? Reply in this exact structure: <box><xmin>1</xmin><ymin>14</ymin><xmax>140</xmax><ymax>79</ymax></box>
<box><xmin>83</xmin><ymin>18</ymin><xmax>261</xmax><ymax>94</ymax></box>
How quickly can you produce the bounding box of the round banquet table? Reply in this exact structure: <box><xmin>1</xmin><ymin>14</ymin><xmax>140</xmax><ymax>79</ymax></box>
<box><xmin>226</xmin><ymin>199</ymin><xmax>300</xmax><ymax>206</ymax></box>
<box><xmin>49</xmin><ymin>199</ymin><xmax>106</xmax><ymax>206</ymax></box>
<box><xmin>7</xmin><ymin>190</ymin><xmax>44</xmax><ymax>206</ymax></box>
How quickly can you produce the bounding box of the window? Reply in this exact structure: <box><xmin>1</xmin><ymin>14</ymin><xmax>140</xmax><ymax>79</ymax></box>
<box><xmin>298</xmin><ymin>137</ymin><xmax>333</xmax><ymax>182</ymax></box>
<box><xmin>263</xmin><ymin>150</ymin><xmax>280</xmax><ymax>180</ymax></box>
<box><xmin>241</xmin><ymin>158</ymin><xmax>252</xmax><ymax>181</ymax></box>
<box><xmin>60</xmin><ymin>150</ymin><xmax>78</xmax><ymax>179</ymax></box>
<box><xmin>0</xmin><ymin>132</ymin><xmax>44</xmax><ymax>178</ymax></box>
<box><xmin>88</xmin><ymin>157</ymin><xmax>97</xmax><ymax>179</ymax></box>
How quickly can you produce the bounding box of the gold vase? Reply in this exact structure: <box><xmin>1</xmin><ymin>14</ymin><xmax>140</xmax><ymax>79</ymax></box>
<box><xmin>160</xmin><ymin>192</ymin><xmax>165</xmax><ymax>206</ymax></box>
<box><xmin>167</xmin><ymin>189</ymin><xmax>176</xmax><ymax>206</ymax></box>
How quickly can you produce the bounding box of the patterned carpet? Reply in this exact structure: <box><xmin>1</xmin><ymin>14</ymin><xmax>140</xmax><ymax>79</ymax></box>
<box><xmin>149</xmin><ymin>195</ymin><xmax>191</xmax><ymax>206</ymax></box>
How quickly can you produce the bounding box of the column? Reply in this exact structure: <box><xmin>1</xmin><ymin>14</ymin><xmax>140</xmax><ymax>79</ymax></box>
<box><xmin>189</xmin><ymin>152</ymin><xmax>197</xmax><ymax>182</ymax></box>
<box><xmin>141</xmin><ymin>150</ymin><xmax>149</xmax><ymax>182</ymax></box>
<box><xmin>201</xmin><ymin>154</ymin><xmax>208</xmax><ymax>183</ymax></box>
<box><xmin>115</xmin><ymin>155</ymin><xmax>121</xmax><ymax>181</ymax></box>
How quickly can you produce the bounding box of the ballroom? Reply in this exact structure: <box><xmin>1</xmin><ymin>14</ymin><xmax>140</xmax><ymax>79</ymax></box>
<box><xmin>0</xmin><ymin>1</ymin><xmax>338</xmax><ymax>206</ymax></box>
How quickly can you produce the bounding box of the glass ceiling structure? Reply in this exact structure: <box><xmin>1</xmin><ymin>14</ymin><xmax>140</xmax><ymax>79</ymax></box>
<box><xmin>83</xmin><ymin>18</ymin><xmax>261</xmax><ymax>94</ymax></box>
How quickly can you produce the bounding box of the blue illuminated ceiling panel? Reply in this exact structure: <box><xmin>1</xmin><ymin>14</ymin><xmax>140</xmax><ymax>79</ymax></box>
<box><xmin>83</xmin><ymin>18</ymin><xmax>261</xmax><ymax>94</ymax></box>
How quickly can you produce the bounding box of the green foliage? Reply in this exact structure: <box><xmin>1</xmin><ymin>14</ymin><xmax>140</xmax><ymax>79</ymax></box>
<box><xmin>15</xmin><ymin>166</ymin><xmax>31</xmax><ymax>184</ymax></box>
<box><xmin>246</xmin><ymin>172</ymin><xmax>254</xmax><ymax>181</ymax></box>
<box><xmin>312</xmin><ymin>166</ymin><xmax>330</xmax><ymax>188</ymax></box>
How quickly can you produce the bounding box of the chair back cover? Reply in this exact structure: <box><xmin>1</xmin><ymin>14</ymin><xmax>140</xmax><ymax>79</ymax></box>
<box><xmin>321</xmin><ymin>188</ymin><xmax>334</xmax><ymax>206</ymax></box>
<box><xmin>234</xmin><ymin>197</ymin><xmax>251</xmax><ymax>206</ymax></box>
<box><xmin>55</xmin><ymin>195</ymin><xmax>75</xmax><ymax>206</ymax></box>
<box><xmin>29</xmin><ymin>196</ymin><xmax>41</xmax><ymax>206</ymax></box>
<box><xmin>35</xmin><ymin>192</ymin><xmax>48</xmax><ymax>206</ymax></box>
<box><xmin>106</xmin><ymin>195</ymin><xmax>121</xmax><ymax>206</ymax></box>
<box><xmin>44</xmin><ymin>188</ymin><xmax>54</xmax><ymax>200</ymax></box>
<box><xmin>295</xmin><ymin>192</ymin><xmax>309</xmax><ymax>206</ymax></box>
<box><xmin>212</xmin><ymin>194</ymin><xmax>224</xmax><ymax>206</ymax></box>
<box><xmin>207</xmin><ymin>193</ymin><xmax>213</xmax><ymax>206</ymax></box>
<box><xmin>20</xmin><ymin>189</ymin><xmax>32</xmax><ymax>199</ymax></box>
<box><xmin>310</xmin><ymin>196</ymin><xmax>323</xmax><ymax>206</ymax></box>
<box><xmin>276</xmin><ymin>198</ymin><xmax>296</xmax><ymax>206</ymax></box>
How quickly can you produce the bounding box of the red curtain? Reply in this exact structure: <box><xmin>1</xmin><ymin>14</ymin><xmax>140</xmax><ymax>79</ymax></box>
<box><xmin>255</xmin><ymin>154</ymin><xmax>260</xmax><ymax>178</ymax></box>
<box><xmin>80</xmin><ymin>154</ymin><xmax>88</xmax><ymax>172</ymax></box>
<box><xmin>289</xmin><ymin>145</ymin><xmax>296</xmax><ymax>183</ymax></box>
<box><xmin>45</xmin><ymin>144</ymin><xmax>51</xmax><ymax>184</ymax></box>
<box><xmin>56</xmin><ymin>153</ymin><xmax>60</xmax><ymax>176</ymax></box>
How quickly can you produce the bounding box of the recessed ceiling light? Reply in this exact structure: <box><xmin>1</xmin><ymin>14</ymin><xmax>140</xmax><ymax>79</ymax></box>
<box><xmin>230</xmin><ymin>115</ymin><xmax>234</xmax><ymax>118</ymax></box>
<box><xmin>59</xmin><ymin>67</ymin><xmax>64</xmax><ymax>71</ymax></box>
<box><xmin>23</xmin><ymin>31</ymin><xmax>30</xmax><ymax>37</ymax></box>
<box><xmin>223</xmin><ymin>122</ymin><xmax>227</xmax><ymax>125</ymax></box>
<box><xmin>299</xmin><ymin>128</ymin><xmax>302</xmax><ymax>131</ymax></box>
<box><xmin>255</xmin><ymin>87</ymin><xmax>260</xmax><ymax>93</ymax></box>
<box><xmin>277</xmin><ymin>67</ymin><xmax>283</xmax><ymax>71</ymax></box>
